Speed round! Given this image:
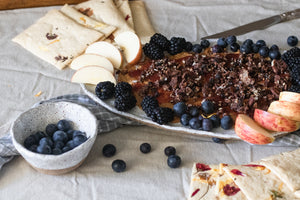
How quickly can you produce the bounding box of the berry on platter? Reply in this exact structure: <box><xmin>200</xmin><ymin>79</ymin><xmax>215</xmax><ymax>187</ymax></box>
<box><xmin>112</xmin><ymin>159</ymin><xmax>126</xmax><ymax>173</ymax></box>
<box><xmin>212</xmin><ymin>137</ymin><xmax>226</xmax><ymax>144</ymax></box>
<box><xmin>173</xmin><ymin>102</ymin><xmax>187</xmax><ymax>116</ymax></box>
<box><xmin>167</xmin><ymin>155</ymin><xmax>181</xmax><ymax>168</ymax></box>
<box><xmin>180</xmin><ymin>113</ymin><xmax>192</xmax><ymax>126</ymax></box>
<box><xmin>287</xmin><ymin>35</ymin><xmax>298</xmax><ymax>47</ymax></box>
<box><xmin>164</xmin><ymin>146</ymin><xmax>176</xmax><ymax>156</ymax></box>
<box><xmin>201</xmin><ymin>100</ymin><xmax>214</xmax><ymax>114</ymax></box>
<box><xmin>189</xmin><ymin>117</ymin><xmax>202</xmax><ymax>130</ymax></box>
<box><xmin>102</xmin><ymin>144</ymin><xmax>117</xmax><ymax>157</ymax></box>
<box><xmin>140</xmin><ymin>143</ymin><xmax>151</xmax><ymax>154</ymax></box>
<box><xmin>95</xmin><ymin>81</ymin><xmax>115</xmax><ymax>100</ymax></box>
<box><xmin>221</xmin><ymin>115</ymin><xmax>234</xmax><ymax>130</ymax></box>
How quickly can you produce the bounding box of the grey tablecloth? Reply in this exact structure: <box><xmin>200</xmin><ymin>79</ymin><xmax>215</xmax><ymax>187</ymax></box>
<box><xmin>1</xmin><ymin>1</ymin><xmax>300</xmax><ymax>199</ymax></box>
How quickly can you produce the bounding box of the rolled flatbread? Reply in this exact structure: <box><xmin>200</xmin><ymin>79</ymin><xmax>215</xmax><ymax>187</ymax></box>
<box><xmin>114</xmin><ymin>0</ymin><xmax>134</xmax><ymax>29</ymax></box>
<box><xmin>12</xmin><ymin>9</ymin><xmax>104</xmax><ymax>70</ymax></box>
<box><xmin>223</xmin><ymin>164</ymin><xmax>298</xmax><ymax>200</ymax></box>
<box><xmin>75</xmin><ymin>0</ymin><xmax>134</xmax><ymax>36</ymax></box>
<box><xmin>60</xmin><ymin>4</ymin><xmax>116</xmax><ymax>37</ymax></box>
<box><xmin>259</xmin><ymin>148</ymin><xmax>300</xmax><ymax>197</ymax></box>
<box><xmin>129</xmin><ymin>1</ymin><xmax>155</xmax><ymax>44</ymax></box>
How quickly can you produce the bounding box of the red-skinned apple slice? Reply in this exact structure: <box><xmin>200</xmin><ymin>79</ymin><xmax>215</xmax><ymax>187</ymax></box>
<box><xmin>235</xmin><ymin>114</ymin><xmax>275</xmax><ymax>145</ymax></box>
<box><xmin>279</xmin><ymin>91</ymin><xmax>300</xmax><ymax>105</ymax></box>
<box><xmin>85</xmin><ymin>41</ymin><xmax>123</xmax><ymax>69</ymax></box>
<box><xmin>253</xmin><ymin>109</ymin><xmax>300</xmax><ymax>132</ymax></box>
<box><xmin>71</xmin><ymin>66</ymin><xmax>116</xmax><ymax>85</ymax></box>
<box><xmin>70</xmin><ymin>53</ymin><xmax>114</xmax><ymax>73</ymax></box>
<box><xmin>114</xmin><ymin>31</ymin><xmax>142</xmax><ymax>65</ymax></box>
<box><xmin>268</xmin><ymin>101</ymin><xmax>300</xmax><ymax>122</ymax></box>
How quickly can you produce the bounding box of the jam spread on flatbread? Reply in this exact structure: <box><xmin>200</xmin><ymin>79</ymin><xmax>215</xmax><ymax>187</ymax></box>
<box><xmin>118</xmin><ymin>51</ymin><xmax>291</xmax><ymax>117</ymax></box>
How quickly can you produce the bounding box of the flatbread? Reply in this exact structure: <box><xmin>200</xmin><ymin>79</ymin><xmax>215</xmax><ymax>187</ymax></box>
<box><xmin>223</xmin><ymin>164</ymin><xmax>298</xmax><ymax>200</ymax></box>
<box><xmin>114</xmin><ymin>0</ymin><xmax>134</xmax><ymax>29</ymax></box>
<box><xmin>259</xmin><ymin>148</ymin><xmax>300</xmax><ymax>197</ymax></box>
<box><xmin>188</xmin><ymin>163</ymin><xmax>219</xmax><ymax>200</ymax></box>
<box><xmin>129</xmin><ymin>0</ymin><xmax>156</xmax><ymax>44</ymax></box>
<box><xmin>75</xmin><ymin>0</ymin><xmax>134</xmax><ymax>36</ymax></box>
<box><xmin>60</xmin><ymin>4</ymin><xmax>116</xmax><ymax>37</ymax></box>
<box><xmin>12</xmin><ymin>9</ymin><xmax>103</xmax><ymax>70</ymax></box>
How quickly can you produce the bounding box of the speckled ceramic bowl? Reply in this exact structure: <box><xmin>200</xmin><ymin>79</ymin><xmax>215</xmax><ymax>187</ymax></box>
<box><xmin>11</xmin><ymin>101</ymin><xmax>98</xmax><ymax>175</ymax></box>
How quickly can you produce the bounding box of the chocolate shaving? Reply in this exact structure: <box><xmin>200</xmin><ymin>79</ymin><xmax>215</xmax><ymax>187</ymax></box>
<box><xmin>46</xmin><ymin>33</ymin><xmax>58</xmax><ymax>40</ymax></box>
<box><xmin>78</xmin><ymin>7</ymin><xmax>93</xmax><ymax>17</ymax></box>
<box><xmin>55</xmin><ymin>55</ymin><xmax>68</xmax><ymax>62</ymax></box>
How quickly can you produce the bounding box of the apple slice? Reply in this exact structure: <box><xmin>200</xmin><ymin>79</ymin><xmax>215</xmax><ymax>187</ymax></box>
<box><xmin>71</xmin><ymin>66</ymin><xmax>116</xmax><ymax>85</ymax></box>
<box><xmin>253</xmin><ymin>109</ymin><xmax>300</xmax><ymax>132</ymax></box>
<box><xmin>279</xmin><ymin>91</ymin><xmax>300</xmax><ymax>105</ymax></box>
<box><xmin>85</xmin><ymin>41</ymin><xmax>123</xmax><ymax>69</ymax></box>
<box><xmin>114</xmin><ymin>31</ymin><xmax>142</xmax><ymax>65</ymax></box>
<box><xmin>268</xmin><ymin>101</ymin><xmax>300</xmax><ymax>122</ymax></box>
<box><xmin>235</xmin><ymin>114</ymin><xmax>275</xmax><ymax>145</ymax></box>
<box><xmin>70</xmin><ymin>53</ymin><xmax>114</xmax><ymax>73</ymax></box>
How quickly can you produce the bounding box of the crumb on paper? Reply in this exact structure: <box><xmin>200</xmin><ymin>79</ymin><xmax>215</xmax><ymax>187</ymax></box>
<box><xmin>35</xmin><ymin>91</ymin><xmax>42</xmax><ymax>97</ymax></box>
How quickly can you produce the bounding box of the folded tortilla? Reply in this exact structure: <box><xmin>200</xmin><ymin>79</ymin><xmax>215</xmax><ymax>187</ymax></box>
<box><xmin>75</xmin><ymin>0</ymin><xmax>134</xmax><ymax>36</ymax></box>
<box><xmin>12</xmin><ymin>9</ymin><xmax>104</xmax><ymax>70</ymax></box>
<box><xmin>60</xmin><ymin>4</ymin><xmax>116</xmax><ymax>37</ymax></box>
<box><xmin>129</xmin><ymin>1</ymin><xmax>155</xmax><ymax>44</ymax></box>
<box><xmin>114</xmin><ymin>0</ymin><xmax>134</xmax><ymax>29</ymax></box>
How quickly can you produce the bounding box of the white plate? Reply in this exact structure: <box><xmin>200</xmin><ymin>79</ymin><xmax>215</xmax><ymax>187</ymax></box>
<box><xmin>81</xmin><ymin>84</ymin><xmax>288</xmax><ymax>140</ymax></box>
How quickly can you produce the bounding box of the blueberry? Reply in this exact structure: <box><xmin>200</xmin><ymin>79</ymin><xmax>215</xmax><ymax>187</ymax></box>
<box><xmin>212</xmin><ymin>137</ymin><xmax>226</xmax><ymax>144</ymax></box>
<box><xmin>54</xmin><ymin>141</ymin><xmax>65</xmax><ymax>149</ymax></box>
<box><xmin>211</xmin><ymin>45</ymin><xmax>223</xmax><ymax>53</ymax></box>
<box><xmin>53</xmin><ymin>130</ymin><xmax>68</xmax><ymax>143</ymax></box>
<box><xmin>39</xmin><ymin>137</ymin><xmax>54</xmax><ymax>148</ymax></box>
<box><xmin>52</xmin><ymin>148</ymin><xmax>62</xmax><ymax>155</ymax></box>
<box><xmin>112</xmin><ymin>159</ymin><xmax>126</xmax><ymax>172</ymax></box>
<box><xmin>164</xmin><ymin>146</ymin><xmax>176</xmax><ymax>156</ymax></box>
<box><xmin>173</xmin><ymin>102</ymin><xmax>187</xmax><ymax>116</ymax></box>
<box><xmin>225</xmin><ymin>35</ymin><xmax>237</xmax><ymax>44</ymax></box>
<box><xmin>62</xmin><ymin>146</ymin><xmax>71</xmax><ymax>153</ymax></box>
<box><xmin>73</xmin><ymin>135</ymin><xmax>87</xmax><ymax>147</ymax></box>
<box><xmin>201</xmin><ymin>100</ymin><xmax>214</xmax><ymax>114</ymax></box>
<box><xmin>45</xmin><ymin>124</ymin><xmax>58</xmax><ymax>137</ymax></box>
<box><xmin>67</xmin><ymin>130</ymin><xmax>74</xmax><ymax>140</ymax></box>
<box><xmin>202</xmin><ymin>118</ymin><xmax>213</xmax><ymax>131</ymax></box>
<box><xmin>34</xmin><ymin>131</ymin><xmax>46</xmax><ymax>141</ymax></box>
<box><xmin>36</xmin><ymin>144</ymin><xmax>52</xmax><ymax>154</ymax></box>
<box><xmin>72</xmin><ymin>130</ymin><xmax>86</xmax><ymax>139</ymax></box>
<box><xmin>140</xmin><ymin>143</ymin><xmax>151</xmax><ymax>154</ymax></box>
<box><xmin>198</xmin><ymin>114</ymin><xmax>204</xmax><ymax>121</ymax></box>
<box><xmin>192</xmin><ymin>44</ymin><xmax>202</xmax><ymax>53</ymax></box>
<box><xmin>243</xmin><ymin>39</ymin><xmax>253</xmax><ymax>46</ymax></box>
<box><xmin>259</xmin><ymin>46</ymin><xmax>269</xmax><ymax>57</ymax></box>
<box><xmin>66</xmin><ymin>140</ymin><xmax>76</xmax><ymax>149</ymax></box>
<box><xmin>240</xmin><ymin>44</ymin><xmax>251</xmax><ymax>54</ymax></box>
<box><xmin>251</xmin><ymin>44</ymin><xmax>259</xmax><ymax>53</ymax></box>
<box><xmin>269</xmin><ymin>50</ymin><xmax>281</xmax><ymax>60</ymax></box>
<box><xmin>287</xmin><ymin>35</ymin><xmax>298</xmax><ymax>46</ymax></box>
<box><xmin>200</xmin><ymin>39</ymin><xmax>210</xmax><ymax>49</ymax></box>
<box><xmin>256</xmin><ymin>40</ymin><xmax>266</xmax><ymax>48</ymax></box>
<box><xmin>184</xmin><ymin>41</ymin><xmax>193</xmax><ymax>51</ymax></box>
<box><xmin>57</xmin><ymin>119</ymin><xmax>72</xmax><ymax>131</ymax></box>
<box><xmin>220</xmin><ymin>115</ymin><xmax>233</xmax><ymax>130</ymax></box>
<box><xmin>230</xmin><ymin>43</ymin><xmax>240</xmax><ymax>52</ymax></box>
<box><xmin>217</xmin><ymin>37</ymin><xmax>227</xmax><ymax>48</ymax></box>
<box><xmin>102</xmin><ymin>144</ymin><xmax>116</xmax><ymax>157</ymax></box>
<box><xmin>24</xmin><ymin>135</ymin><xmax>37</xmax><ymax>149</ymax></box>
<box><xmin>28</xmin><ymin>144</ymin><xmax>38</xmax><ymax>152</ymax></box>
<box><xmin>209</xmin><ymin>114</ymin><xmax>220</xmax><ymax>128</ymax></box>
<box><xmin>270</xmin><ymin>44</ymin><xmax>279</xmax><ymax>51</ymax></box>
<box><xmin>167</xmin><ymin>155</ymin><xmax>181</xmax><ymax>168</ymax></box>
<box><xmin>189</xmin><ymin>106</ymin><xmax>200</xmax><ymax>117</ymax></box>
<box><xmin>189</xmin><ymin>117</ymin><xmax>202</xmax><ymax>130</ymax></box>
<box><xmin>180</xmin><ymin>113</ymin><xmax>192</xmax><ymax>126</ymax></box>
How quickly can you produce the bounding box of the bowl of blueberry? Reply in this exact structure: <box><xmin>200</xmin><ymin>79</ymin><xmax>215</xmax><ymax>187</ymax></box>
<box><xmin>11</xmin><ymin>101</ymin><xmax>98</xmax><ymax>175</ymax></box>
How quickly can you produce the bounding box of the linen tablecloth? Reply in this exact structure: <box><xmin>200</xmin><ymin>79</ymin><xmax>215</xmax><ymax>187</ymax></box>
<box><xmin>0</xmin><ymin>0</ymin><xmax>300</xmax><ymax>199</ymax></box>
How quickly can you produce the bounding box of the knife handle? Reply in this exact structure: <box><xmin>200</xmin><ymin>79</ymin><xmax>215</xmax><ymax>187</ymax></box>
<box><xmin>280</xmin><ymin>8</ymin><xmax>300</xmax><ymax>22</ymax></box>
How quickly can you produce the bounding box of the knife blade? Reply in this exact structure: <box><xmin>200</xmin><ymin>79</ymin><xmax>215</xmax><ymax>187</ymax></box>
<box><xmin>202</xmin><ymin>8</ymin><xmax>300</xmax><ymax>39</ymax></box>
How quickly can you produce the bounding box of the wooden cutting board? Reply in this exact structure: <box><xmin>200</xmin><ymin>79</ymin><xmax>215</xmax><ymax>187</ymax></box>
<box><xmin>0</xmin><ymin>0</ymin><xmax>86</xmax><ymax>10</ymax></box>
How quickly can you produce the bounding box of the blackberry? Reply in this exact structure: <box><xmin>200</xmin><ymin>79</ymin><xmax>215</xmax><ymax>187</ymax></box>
<box><xmin>200</xmin><ymin>39</ymin><xmax>210</xmax><ymax>49</ymax></box>
<box><xmin>150</xmin><ymin>107</ymin><xmax>174</xmax><ymax>125</ymax></box>
<box><xmin>95</xmin><ymin>81</ymin><xmax>115</xmax><ymax>100</ymax></box>
<box><xmin>115</xmin><ymin>82</ymin><xmax>132</xmax><ymax>98</ymax></box>
<box><xmin>168</xmin><ymin>37</ymin><xmax>186</xmax><ymax>55</ymax></box>
<box><xmin>141</xmin><ymin>96</ymin><xmax>159</xmax><ymax>117</ymax></box>
<box><xmin>289</xmin><ymin>84</ymin><xmax>300</xmax><ymax>93</ymax></box>
<box><xmin>150</xmin><ymin>33</ymin><xmax>170</xmax><ymax>51</ymax></box>
<box><xmin>184</xmin><ymin>41</ymin><xmax>193</xmax><ymax>51</ymax></box>
<box><xmin>114</xmin><ymin>95</ymin><xmax>137</xmax><ymax>111</ymax></box>
<box><xmin>282</xmin><ymin>47</ymin><xmax>300</xmax><ymax>65</ymax></box>
<box><xmin>143</xmin><ymin>43</ymin><xmax>164</xmax><ymax>60</ymax></box>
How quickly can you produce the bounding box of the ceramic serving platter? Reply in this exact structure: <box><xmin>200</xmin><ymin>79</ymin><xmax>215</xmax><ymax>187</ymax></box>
<box><xmin>82</xmin><ymin>83</ymin><xmax>290</xmax><ymax>140</ymax></box>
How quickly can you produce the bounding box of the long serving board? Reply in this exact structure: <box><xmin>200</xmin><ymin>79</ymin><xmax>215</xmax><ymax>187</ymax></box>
<box><xmin>81</xmin><ymin>83</ymin><xmax>289</xmax><ymax>140</ymax></box>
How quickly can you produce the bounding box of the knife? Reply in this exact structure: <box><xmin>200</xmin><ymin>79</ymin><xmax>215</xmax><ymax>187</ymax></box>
<box><xmin>202</xmin><ymin>8</ymin><xmax>300</xmax><ymax>39</ymax></box>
